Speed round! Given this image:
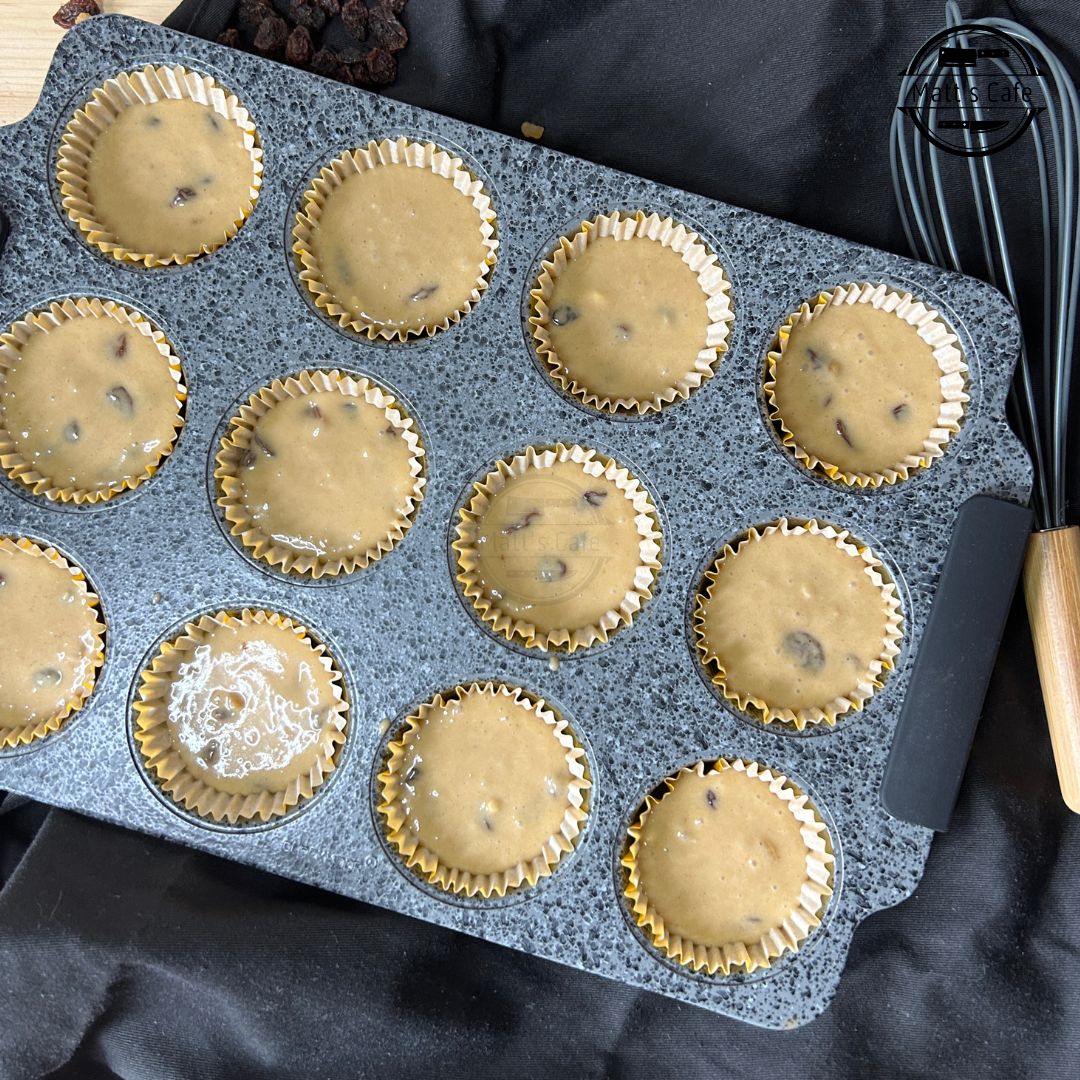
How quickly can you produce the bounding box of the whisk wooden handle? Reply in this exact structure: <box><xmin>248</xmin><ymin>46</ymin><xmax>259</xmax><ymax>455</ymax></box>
<box><xmin>1024</xmin><ymin>526</ymin><xmax>1080</xmax><ymax>813</ymax></box>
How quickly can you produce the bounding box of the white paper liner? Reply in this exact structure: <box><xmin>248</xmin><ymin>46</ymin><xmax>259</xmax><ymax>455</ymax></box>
<box><xmin>764</xmin><ymin>282</ymin><xmax>969</xmax><ymax>486</ymax></box>
<box><xmin>692</xmin><ymin>518</ymin><xmax>904</xmax><ymax>729</ymax></box>
<box><xmin>529</xmin><ymin>210</ymin><xmax>734</xmax><ymax>414</ymax></box>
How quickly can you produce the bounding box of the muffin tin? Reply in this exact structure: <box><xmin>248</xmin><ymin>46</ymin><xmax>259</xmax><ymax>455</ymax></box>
<box><xmin>0</xmin><ymin>15</ymin><xmax>1033</xmax><ymax>1028</ymax></box>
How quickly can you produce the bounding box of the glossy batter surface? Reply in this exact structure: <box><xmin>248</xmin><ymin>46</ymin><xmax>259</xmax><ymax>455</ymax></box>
<box><xmin>470</xmin><ymin>459</ymin><xmax>645</xmax><ymax>634</ymax></box>
<box><xmin>0</xmin><ymin>544</ymin><xmax>100</xmax><ymax>728</ymax></box>
<box><xmin>396</xmin><ymin>688</ymin><xmax>574</xmax><ymax>875</ymax></box>
<box><xmin>1</xmin><ymin>315</ymin><xmax>179</xmax><ymax>494</ymax></box>
<box><xmin>86</xmin><ymin>97</ymin><xmax>255</xmax><ymax>258</ymax></box>
<box><xmin>772</xmin><ymin>303</ymin><xmax>944</xmax><ymax>474</ymax></box>
<box><xmin>231</xmin><ymin>389</ymin><xmax>417</xmax><ymax>563</ymax></box>
<box><xmin>163</xmin><ymin>618</ymin><xmax>340</xmax><ymax>796</ymax></box>
<box><xmin>308</xmin><ymin>162</ymin><xmax>487</xmax><ymax>332</ymax></box>
<box><xmin>544</xmin><ymin>235</ymin><xmax>709</xmax><ymax>401</ymax></box>
<box><xmin>697</xmin><ymin>530</ymin><xmax>891</xmax><ymax>710</ymax></box>
<box><xmin>635</xmin><ymin>768</ymin><xmax>808</xmax><ymax>947</ymax></box>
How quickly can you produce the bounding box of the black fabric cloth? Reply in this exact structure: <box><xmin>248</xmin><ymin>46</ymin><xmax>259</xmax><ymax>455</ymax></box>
<box><xmin>4</xmin><ymin>1</ymin><xmax>1080</xmax><ymax>1076</ymax></box>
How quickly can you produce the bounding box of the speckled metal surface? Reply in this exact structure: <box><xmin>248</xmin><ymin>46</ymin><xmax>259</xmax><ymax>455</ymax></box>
<box><xmin>0</xmin><ymin>15</ymin><xmax>1032</xmax><ymax>1029</ymax></box>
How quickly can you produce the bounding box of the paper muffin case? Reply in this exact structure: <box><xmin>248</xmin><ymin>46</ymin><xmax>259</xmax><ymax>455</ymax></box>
<box><xmin>764</xmin><ymin>282</ymin><xmax>969</xmax><ymax>487</ymax></box>
<box><xmin>622</xmin><ymin>758</ymin><xmax>834</xmax><ymax>976</ymax></box>
<box><xmin>214</xmin><ymin>369</ymin><xmax>426</xmax><ymax>578</ymax></box>
<box><xmin>292</xmin><ymin>137</ymin><xmax>499</xmax><ymax>341</ymax></box>
<box><xmin>0</xmin><ymin>537</ymin><xmax>106</xmax><ymax>750</ymax></box>
<box><xmin>57</xmin><ymin>64</ymin><xmax>263</xmax><ymax>267</ymax></box>
<box><xmin>132</xmin><ymin>608</ymin><xmax>348</xmax><ymax>824</ymax></box>
<box><xmin>529</xmin><ymin>210</ymin><xmax>735</xmax><ymax>414</ymax></box>
<box><xmin>377</xmin><ymin>681</ymin><xmax>591</xmax><ymax>898</ymax></box>
<box><xmin>692</xmin><ymin>518</ymin><xmax>904</xmax><ymax>729</ymax></box>
<box><xmin>0</xmin><ymin>297</ymin><xmax>186</xmax><ymax>504</ymax></box>
<box><xmin>453</xmin><ymin>442</ymin><xmax>663</xmax><ymax>653</ymax></box>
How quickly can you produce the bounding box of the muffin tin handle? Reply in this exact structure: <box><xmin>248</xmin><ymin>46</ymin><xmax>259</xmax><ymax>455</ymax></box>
<box><xmin>881</xmin><ymin>495</ymin><xmax>1033</xmax><ymax>831</ymax></box>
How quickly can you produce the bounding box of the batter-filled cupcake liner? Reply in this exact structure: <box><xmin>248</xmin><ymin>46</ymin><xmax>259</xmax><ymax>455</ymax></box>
<box><xmin>132</xmin><ymin>608</ymin><xmax>348</xmax><ymax>824</ymax></box>
<box><xmin>292</xmin><ymin>137</ymin><xmax>498</xmax><ymax>341</ymax></box>
<box><xmin>692</xmin><ymin>518</ymin><xmax>903</xmax><ymax>729</ymax></box>
<box><xmin>377</xmin><ymin>681</ymin><xmax>591</xmax><ymax>898</ymax></box>
<box><xmin>0</xmin><ymin>536</ymin><xmax>106</xmax><ymax>749</ymax></box>
<box><xmin>0</xmin><ymin>297</ymin><xmax>186</xmax><ymax>503</ymax></box>
<box><xmin>57</xmin><ymin>64</ymin><xmax>263</xmax><ymax>267</ymax></box>
<box><xmin>453</xmin><ymin>442</ymin><xmax>663</xmax><ymax>653</ymax></box>
<box><xmin>214</xmin><ymin>369</ymin><xmax>426</xmax><ymax>578</ymax></box>
<box><xmin>622</xmin><ymin>757</ymin><xmax>834</xmax><ymax>975</ymax></box>
<box><xmin>529</xmin><ymin>210</ymin><xmax>734</xmax><ymax>414</ymax></box>
<box><xmin>764</xmin><ymin>282</ymin><xmax>968</xmax><ymax>487</ymax></box>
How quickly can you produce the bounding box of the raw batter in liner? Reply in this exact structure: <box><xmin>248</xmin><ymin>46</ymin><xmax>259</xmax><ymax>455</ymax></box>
<box><xmin>771</xmin><ymin>302</ymin><xmax>945</xmax><ymax>475</ymax></box>
<box><xmin>543</xmin><ymin>234</ymin><xmax>710</xmax><ymax>402</ymax></box>
<box><xmin>468</xmin><ymin>458</ymin><xmax>647</xmax><ymax>635</ymax></box>
<box><xmin>229</xmin><ymin>387</ymin><xmax>418</xmax><ymax>566</ymax></box>
<box><xmin>307</xmin><ymin>162</ymin><xmax>489</xmax><ymax>333</ymax></box>
<box><xmin>633</xmin><ymin>767</ymin><xmax>811</xmax><ymax>949</ymax></box>
<box><xmin>161</xmin><ymin>616</ymin><xmax>342</xmax><ymax>797</ymax></box>
<box><xmin>394</xmin><ymin>686</ymin><xmax>579</xmax><ymax>876</ymax></box>
<box><xmin>0</xmin><ymin>542</ymin><xmax>102</xmax><ymax>730</ymax></box>
<box><xmin>85</xmin><ymin>97</ymin><xmax>256</xmax><ymax>259</ymax></box>
<box><xmin>696</xmin><ymin>529</ymin><xmax>892</xmax><ymax>711</ymax></box>
<box><xmin>0</xmin><ymin>313</ymin><xmax>181</xmax><ymax>496</ymax></box>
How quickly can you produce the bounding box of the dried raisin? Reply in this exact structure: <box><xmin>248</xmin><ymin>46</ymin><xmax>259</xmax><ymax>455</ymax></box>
<box><xmin>286</xmin><ymin>25</ymin><xmax>315</xmax><ymax>67</ymax></box>
<box><xmin>342</xmin><ymin>0</ymin><xmax>370</xmax><ymax>41</ymax></box>
<box><xmin>217</xmin><ymin>27</ymin><xmax>242</xmax><ymax>49</ymax></box>
<box><xmin>289</xmin><ymin>0</ymin><xmax>326</xmax><ymax>32</ymax></box>
<box><xmin>370</xmin><ymin>1</ymin><xmax>408</xmax><ymax>52</ymax></box>
<box><xmin>254</xmin><ymin>14</ymin><xmax>289</xmax><ymax>57</ymax></box>
<box><xmin>52</xmin><ymin>0</ymin><xmax>100</xmax><ymax>29</ymax></box>
<box><xmin>363</xmin><ymin>46</ymin><xmax>397</xmax><ymax>86</ymax></box>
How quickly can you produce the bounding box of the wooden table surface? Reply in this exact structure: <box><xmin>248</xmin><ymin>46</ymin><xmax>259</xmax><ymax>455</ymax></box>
<box><xmin>0</xmin><ymin>1</ymin><xmax>177</xmax><ymax>125</ymax></box>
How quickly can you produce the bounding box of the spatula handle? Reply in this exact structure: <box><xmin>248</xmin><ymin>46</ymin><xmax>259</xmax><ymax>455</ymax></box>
<box><xmin>1024</xmin><ymin>526</ymin><xmax>1080</xmax><ymax>813</ymax></box>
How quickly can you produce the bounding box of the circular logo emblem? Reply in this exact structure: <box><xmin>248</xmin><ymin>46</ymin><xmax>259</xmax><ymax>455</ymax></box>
<box><xmin>899</xmin><ymin>24</ymin><xmax>1044</xmax><ymax>157</ymax></box>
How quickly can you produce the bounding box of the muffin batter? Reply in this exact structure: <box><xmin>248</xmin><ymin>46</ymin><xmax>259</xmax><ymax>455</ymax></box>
<box><xmin>162</xmin><ymin>615</ymin><xmax>341</xmax><ymax>797</ymax></box>
<box><xmin>771</xmin><ymin>302</ymin><xmax>945</xmax><ymax>475</ymax></box>
<box><xmin>542</xmin><ymin>234</ymin><xmax>710</xmax><ymax>402</ymax></box>
<box><xmin>0</xmin><ymin>541</ymin><xmax>102</xmax><ymax>730</ymax></box>
<box><xmin>227</xmin><ymin>388</ymin><xmax>418</xmax><ymax>566</ymax></box>
<box><xmin>0</xmin><ymin>313</ymin><xmax>181</xmax><ymax>496</ymax></box>
<box><xmin>468</xmin><ymin>458</ymin><xmax>647</xmax><ymax>635</ymax></box>
<box><xmin>696</xmin><ymin>529</ymin><xmax>892</xmax><ymax>711</ymax></box>
<box><xmin>307</xmin><ymin>162</ymin><xmax>488</xmax><ymax>333</ymax></box>
<box><xmin>634</xmin><ymin>767</ymin><xmax>810</xmax><ymax>948</ymax></box>
<box><xmin>394</xmin><ymin>687</ymin><xmax>576</xmax><ymax>875</ymax></box>
<box><xmin>85</xmin><ymin>97</ymin><xmax>256</xmax><ymax>259</ymax></box>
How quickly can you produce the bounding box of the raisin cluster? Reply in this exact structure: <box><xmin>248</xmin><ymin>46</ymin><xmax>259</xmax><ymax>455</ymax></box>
<box><xmin>226</xmin><ymin>0</ymin><xmax>409</xmax><ymax>87</ymax></box>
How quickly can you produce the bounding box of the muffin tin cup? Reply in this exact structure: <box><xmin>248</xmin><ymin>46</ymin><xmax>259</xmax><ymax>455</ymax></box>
<box><xmin>0</xmin><ymin>16</ymin><xmax>1033</xmax><ymax>1029</ymax></box>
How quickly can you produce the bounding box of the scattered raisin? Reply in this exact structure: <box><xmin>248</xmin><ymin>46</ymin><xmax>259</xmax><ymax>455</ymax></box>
<box><xmin>286</xmin><ymin>25</ymin><xmax>315</xmax><ymax>67</ymax></box>
<box><xmin>114</xmin><ymin>332</ymin><xmax>128</xmax><ymax>358</ymax></box>
<box><xmin>0</xmin><ymin>572</ymin><xmax>5</xmax><ymax>587</ymax></box>
<box><xmin>705</xmin><ymin>788</ymin><xmax>717</xmax><ymax>809</ymax></box>
<box><xmin>805</xmin><ymin>346</ymin><xmax>825</xmax><ymax>371</ymax></box>
<box><xmin>835</xmin><ymin>417</ymin><xmax>853</xmax><ymax>447</ymax></box>
<box><xmin>314</xmin><ymin>0</ymin><xmax>342</xmax><ymax>15</ymax></box>
<box><xmin>171</xmin><ymin>187</ymin><xmax>197</xmax><ymax>208</ymax></box>
<box><xmin>370</xmin><ymin>0</ymin><xmax>408</xmax><ymax>52</ymax></box>
<box><xmin>238</xmin><ymin>0</ymin><xmax>272</xmax><ymax>33</ymax></box>
<box><xmin>582</xmin><ymin>489</ymin><xmax>607</xmax><ymax>507</ymax></box>
<box><xmin>217</xmin><ymin>27</ymin><xmax>242</xmax><ymax>49</ymax></box>
<box><xmin>253</xmin><ymin>433</ymin><xmax>276</xmax><ymax>458</ymax></box>
<box><xmin>782</xmin><ymin>630</ymin><xmax>825</xmax><ymax>672</ymax></box>
<box><xmin>892</xmin><ymin>403</ymin><xmax>910</xmax><ymax>419</ymax></box>
<box><xmin>409</xmin><ymin>284</ymin><xmax>439</xmax><ymax>302</ymax></box>
<box><xmin>502</xmin><ymin>510</ymin><xmax>540</xmax><ymax>535</ymax></box>
<box><xmin>403</xmin><ymin>761</ymin><xmax>420</xmax><ymax>784</ymax></box>
<box><xmin>551</xmin><ymin>305</ymin><xmax>578</xmax><ymax>326</ymax></box>
<box><xmin>362</xmin><ymin>47</ymin><xmax>396</xmax><ymax>86</ymax></box>
<box><xmin>240</xmin><ymin>449</ymin><xmax>257</xmax><ymax>470</ymax></box>
<box><xmin>614</xmin><ymin>323</ymin><xmax>632</xmax><ymax>341</ymax></box>
<box><xmin>537</xmin><ymin>558</ymin><xmax>568</xmax><ymax>583</ymax></box>
<box><xmin>289</xmin><ymin>0</ymin><xmax>327</xmax><ymax>31</ymax></box>
<box><xmin>387</xmin><ymin>0</ymin><xmax>407</xmax><ymax>13</ymax></box>
<box><xmin>308</xmin><ymin>401</ymin><xmax>323</xmax><ymax>420</ymax></box>
<box><xmin>34</xmin><ymin>667</ymin><xmax>63</xmax><ymax>688</ymax></box>
<box><xmin>63</xmin><ymin>421</ymin><xmax>80</xmax><ymax>443</ymax></box>
<box><xmin>254</xmin><ymin>14</ymin><xmax>289</xmax><ymax>57</ymax></box>
<box><xmin>52</xmin><ymin>1</ymin><xmax>100</xmax><ymax>29</ymax></box>
<box><xmin>481</xmin><ymin>816</ymin><xmax>494</xmax><ymax>832</ymax></box>
<box><xmin>311</xmin><ymin>47</ymin><xmax>350</xmax><ymax>81</ymax></box>
<box><xmin>342</xmin><ymin>0</ymin><xmax>370</xmax><ymax>40</ymax></box>
<box><xmin>106</xmin><ymin>385</ymin><xmax>134</xmax><ymax>415</ymax></box>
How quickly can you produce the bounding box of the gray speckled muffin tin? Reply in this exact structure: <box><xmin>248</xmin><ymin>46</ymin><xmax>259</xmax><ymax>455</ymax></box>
<box><xmin>0</xmin><ymin>15</ymin><xmax>1032</xmax><ymax>1029</ymax></box>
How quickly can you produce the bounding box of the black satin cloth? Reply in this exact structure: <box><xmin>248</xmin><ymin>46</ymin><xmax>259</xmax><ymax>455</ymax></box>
<box><xmin>2</xmin><ymin>2</ymin><xmax>1079</xmax><ymax>1076</ymax></box>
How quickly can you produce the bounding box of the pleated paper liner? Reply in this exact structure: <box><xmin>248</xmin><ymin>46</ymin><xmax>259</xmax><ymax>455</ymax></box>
<box><xmin>0</xmin><ymin>298</ymin><xmax>186</xmax><ymax>503</ymax></box>
<box><xmin>453</xmin><ymin>442</ymin><xmax>663</xmax><ymax>653</ymax></box>
<box><xmin>57</xmin><ymin>64</ymin><xmax>263</xmax><ymax>266</ymax></box>
<box><xmin>764</xmin><ymin>282</ymin><xmax>969</xmax><ymax>487</ymax></box>
<box><xmin>622</xmin><ymin>757</ymin><xmax>834</xmax><ymax>976</ymax></box>
<box><xmin>529</xmin><ymin>210</ymin><xmax>734</xmax><ymax>414</ymax></box>
<box><xmin>377</xmin><ymin>681</ymin><xmax>591</xmax><ymax>898</ymax></box>
<box><xmin>292</xmin><ymin>137</ymin><xmax>498</xmax><ymax>341</ymax></box>
<box><xmin>132</xmin><ymin>609</ymin><xmax>348</xmax><ymax>825</ymax></box>
<box><xmin>214</xmin><ymin>369</ymin><xmax>426</xmax><ymax>578</ymax></box>
<box><xmin>0</xmin><ymin>537</ymin><xmax>106</xmax><ymax>749</ymax></box>
<box><xmin>692</xmin><ymin>519</ymin><xmax>903</xmax><ymax>730</ymax></box>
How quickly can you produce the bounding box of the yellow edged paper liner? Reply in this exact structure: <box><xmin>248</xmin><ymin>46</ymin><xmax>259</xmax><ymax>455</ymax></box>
<box><xmin>0</xmin><ymin>298</ymin><xmax>187</xmax><ymax>503</ymax></box>
<box><xmin>529</xmin><ymin>210</ymin><xmax>735</xmax><ymax>414</ymax></box>
<box><xmin>377</xmin><ymin>681</ymin><xmax>591</xmax><ymax>898</ymax></box>
<box><xmin>292</xmin><ymin>137</ymin><xmax>499</xmax><ymax>341</ymax></box>
<box><xmin>453</xmin><ymin>443</ymin><xmax>663</xmax><ymax>653</ymax></box>
<box><xmin>57</xmin><ymin>65</ymin><xmax>263</xmax><ymax>267</ymax></box>
<box><xmin>622</xmin><ymin>758</ymin><xmax>834</xmax><ymax>976</ymax></box>
<box><xmin>764</xmin><ymin>282</ymin><xmax>969</xmax><ymax>487</ymax></box>
<box><xmin>0</xmin><ymin>537</ymin><xmax>106</xmax><ymax>749</ymax></box>
<box><xmin>692</xmin><ymin>518</ymin><xmax>903</xmax><ymax>729</ymax></box>
<box><xmin>132</xmin><ymin>609</ymin><xmax>348</xmax><ymax>824</ymax></box>
<box><xmin>214</xmin><ymin>369</ymin><xmax>426</xmax><ymax>578</ymax></box>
